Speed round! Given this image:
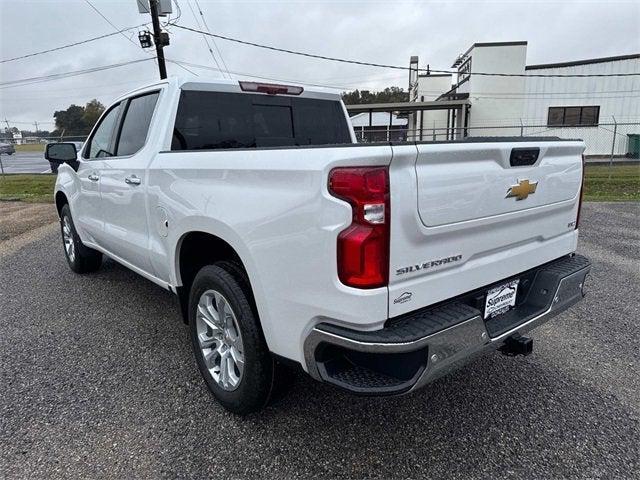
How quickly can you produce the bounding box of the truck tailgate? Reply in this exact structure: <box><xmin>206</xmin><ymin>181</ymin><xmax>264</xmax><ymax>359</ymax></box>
<box><xmin>388</xmin><ymin>139</ymin><xmax>585</xmax><ymax>318</ymax></box>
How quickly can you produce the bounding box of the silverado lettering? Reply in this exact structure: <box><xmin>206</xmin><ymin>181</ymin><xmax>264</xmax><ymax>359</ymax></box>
<box><xmin>396</xmin><ymin>254</ymin><xmax>463</xmax><ymax>275</ymax></box>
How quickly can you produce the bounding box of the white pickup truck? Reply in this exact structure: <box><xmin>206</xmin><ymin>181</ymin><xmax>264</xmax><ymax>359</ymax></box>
<box><xmin>48</xmin><ymin>77</ymin><xmax>591</xmax><ymax>414</ymax></box>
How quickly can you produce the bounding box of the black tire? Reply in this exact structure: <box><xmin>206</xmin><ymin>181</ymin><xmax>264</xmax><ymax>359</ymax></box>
<box><xmin>59</xmin><ymin>204</ymin><xmax>102</xmax><ymax>273</ymax></box>
<box><xmin>189</xmin><ymin>263</ymin><xmax>278</xmax><ymax>414</ymax></box>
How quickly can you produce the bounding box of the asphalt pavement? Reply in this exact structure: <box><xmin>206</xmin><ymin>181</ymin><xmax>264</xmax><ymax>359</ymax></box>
<box><xmin>0</xmin><ymin>202</ymin><xmax>638</xmax><ymax>479</ymax></box>
<box><xmin>0</xmin><ymin>152</ymin><xmax>51</xmax><ymax>174</ymax></box>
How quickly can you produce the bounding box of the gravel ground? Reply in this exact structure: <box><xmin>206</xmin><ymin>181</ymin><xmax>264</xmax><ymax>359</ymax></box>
<box><xmin>0</xmin><ymin>201</ymin><xmax>57</xmax><ymax>242</ymax></box>
<box><xmin>0</xmin><ymin>202</ymin><xmax>638</xmax><ymax>479</ymax></box>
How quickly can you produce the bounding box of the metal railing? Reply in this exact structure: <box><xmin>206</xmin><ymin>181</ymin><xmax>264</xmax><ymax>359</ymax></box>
<box><xmin>354</xmin><ymin>122</ymin><xmax>640</xmax><ymax>159</ymax></box>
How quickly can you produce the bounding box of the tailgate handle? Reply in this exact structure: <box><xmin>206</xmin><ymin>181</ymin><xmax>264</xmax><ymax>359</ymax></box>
<box><xmin>510</xmin><ymin>148</ymin><xmax>539</xmax><ymax>167</ymax></box>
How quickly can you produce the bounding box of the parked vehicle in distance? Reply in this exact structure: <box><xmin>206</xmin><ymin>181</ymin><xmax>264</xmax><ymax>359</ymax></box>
<box><xmin>0</xmin><ymin>142</ymin><xmax>15</xmax><ymax>155</ymax></box>
<box><xmin>48</xmin><ymin>77</ymin><xmax>591</xmax><ymax>414</ymax></box>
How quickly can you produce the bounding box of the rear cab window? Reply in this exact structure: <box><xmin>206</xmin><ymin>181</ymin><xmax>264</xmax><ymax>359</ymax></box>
<box><xmin>171</xmin><ymin>90</ymin><xmax>351</xmax><ymax>150</ymax></box>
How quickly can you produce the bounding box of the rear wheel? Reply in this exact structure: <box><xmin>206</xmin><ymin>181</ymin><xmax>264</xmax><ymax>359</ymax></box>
<box><xmin>60</xmin><ymin>204</ymin><xmax>102</xmax><ymax>273</ymax></box>
<box><xmin>189</xmin><ymin>264</ymin><xmax>279</xmax><ymax>414</ymax></box>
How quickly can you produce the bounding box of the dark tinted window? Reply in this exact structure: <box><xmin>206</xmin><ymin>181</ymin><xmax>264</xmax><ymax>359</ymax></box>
<box><xmin>581</xmin><ymin>106</ymin><xmax>599</xmax><ymax>125</ymax></box>
<box><xmin>547</xmin><ymin>106</ymin><xmax>600</xmax><ymax>127</ymax></box>
<box><xmin>254</xmin><ymin>104</ymin><xmax>294</xmax><ymax>141</ymax></box>
<box><xmin>116</xmin><ymin>92</ymin><xmax>159</xmax><ymax>156</ymax></box>
<box><xmin>563</xmin><ymin>107</ymin><xmax>581</xmax><ymax>126</ymax></box>
<box><xmin>547</xmin><ymin>107</ymin><xmax>564</xmax><ymax>126</ymax></box>
<box><xmin>86</xmin><ymin>103</ymin><xmax>121</xmax><ymax>158</ymax></box>
<box><xmin>172</xmin><ymin>91</ymin><xmax>351</xmax><ymax>150</ymax></box>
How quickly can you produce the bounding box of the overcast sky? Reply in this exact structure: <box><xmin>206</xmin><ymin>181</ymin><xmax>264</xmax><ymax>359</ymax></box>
<box><xmin>0</xmin><ymin>0</ymin><xmax>638</xmax><ymax>131</ymax></box>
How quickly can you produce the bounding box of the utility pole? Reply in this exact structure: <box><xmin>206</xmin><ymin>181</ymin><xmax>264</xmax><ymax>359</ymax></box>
<box><xmin>149</xmin><ymin>0</ymin><xmax>167</xmax><ymax>79</ymax></box>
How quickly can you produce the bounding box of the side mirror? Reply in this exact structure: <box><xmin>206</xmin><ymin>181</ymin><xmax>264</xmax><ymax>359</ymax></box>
<box><xmin>45</xmin><ymin>142</ymin><xmax>79</xmax><ymax>170</ymax></box>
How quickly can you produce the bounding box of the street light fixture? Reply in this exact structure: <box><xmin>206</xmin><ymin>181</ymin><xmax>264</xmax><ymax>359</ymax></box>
<box><xmin>138</xmin><ymin>30</ymin><xmax>153</xmax><ymax>49</ymax></box>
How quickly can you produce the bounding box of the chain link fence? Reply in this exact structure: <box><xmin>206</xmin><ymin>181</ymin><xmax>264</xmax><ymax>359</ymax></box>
<box><xmin>6</xmin><ymin>124</ymin><xmax>640</xmax><ymax>159</ymax></box>
<box><xmin>3</xmin><ymin>135</ymin><xmax>89</xmax><ymax>145</ymax></box>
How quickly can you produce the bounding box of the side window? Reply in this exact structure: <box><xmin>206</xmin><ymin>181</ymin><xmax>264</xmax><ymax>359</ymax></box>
<box><xmin>116</xmin><ymin>92</ymin><xmax>160</xmax><ymax>156</ymax></box>
<box><xmin>86</xmin><ymin>103</ymin><xmax>121</xmax><ymax>159</ymax></box>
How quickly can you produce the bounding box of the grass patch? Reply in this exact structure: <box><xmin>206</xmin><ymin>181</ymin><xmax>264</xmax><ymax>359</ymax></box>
<box><xmin>584</xmin><ymin>164</ymin><xmax>640</xmax><ymax>201</ymax></box>
<box><xmin>15</xmin><ymin>143</ymin><xmax>45</xmax><ymax>153</ymax></box>
<box><xmin>0</xmin><ymin>163</ymin><xmax>637</xmax><ymax>205</ymax></box>
<box><xmin>0</xmin><ymin>174</ymin><xmax>56</xmax><ymax>203</ymax></box>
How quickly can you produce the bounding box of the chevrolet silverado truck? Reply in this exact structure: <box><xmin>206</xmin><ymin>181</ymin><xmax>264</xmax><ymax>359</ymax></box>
<box><xmin>47</xmin><ymin>77</ymin><xmax>591</xmax><ymax>414</ymax></box>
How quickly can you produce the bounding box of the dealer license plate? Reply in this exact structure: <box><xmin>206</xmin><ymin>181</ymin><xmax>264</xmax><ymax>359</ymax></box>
<box><xmin>484</xmin><ymin>279</ymin><xmax>519</xmax><ymax>319</ymax></box>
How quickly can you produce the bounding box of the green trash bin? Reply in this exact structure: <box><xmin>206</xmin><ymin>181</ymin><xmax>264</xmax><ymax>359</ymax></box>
<box><xmin>627</xmin><ymin>134</ymin><xmax>640</xmax><ymax>159</ymax></box>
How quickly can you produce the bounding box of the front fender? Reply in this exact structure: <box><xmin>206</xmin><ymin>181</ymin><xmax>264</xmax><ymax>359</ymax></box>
<box><xmin>54</xmin><ymin>163</ymin><xmax>81</xmax><ymax>216</ymax></box>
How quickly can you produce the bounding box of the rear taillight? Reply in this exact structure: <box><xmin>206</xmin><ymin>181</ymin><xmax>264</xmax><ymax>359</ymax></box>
<box><xmin>328</xmin><ymin>166</ymin><xmax>390</xmax><ymax>289</ymax></box>
<box><xmin>576</xmin><ymin>154</ymin><xmax>585</xmax><ymax>229</ymax></box>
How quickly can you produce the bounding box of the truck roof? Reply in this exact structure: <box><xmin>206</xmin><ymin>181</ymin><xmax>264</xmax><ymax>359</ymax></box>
<box><xmin>115</xmin><ymin>76</ymin><xmax>342</xmax><ymax>103</ymax></box>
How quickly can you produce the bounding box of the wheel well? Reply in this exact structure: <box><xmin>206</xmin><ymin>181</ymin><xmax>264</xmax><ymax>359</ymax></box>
<box><xmin>176</xmin><ymin>232</ymin><xmax>254</xmax><ymax>323</ymax></box>
<box><xmin>55</xmin><ymin>191</ymin><xmax>68</xmax><ymax>217</ymax></box>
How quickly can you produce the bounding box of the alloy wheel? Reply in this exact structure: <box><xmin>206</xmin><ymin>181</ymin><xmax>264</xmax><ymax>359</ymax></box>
<box><xmin>62</xmin><ymin>216</ymin><xmax>75</xmax><ymax>263</ymax></box>
<box><xmin>195</xmin><ymin>289</ymin><xmax>245</xmax><ymax>391</ymax></box>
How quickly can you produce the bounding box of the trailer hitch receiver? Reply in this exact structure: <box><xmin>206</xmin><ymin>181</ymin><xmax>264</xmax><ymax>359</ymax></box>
<box><xmin>499</xmin><ymin>334</ymin><xmax>533</xmax><ymax>357</ymax></box>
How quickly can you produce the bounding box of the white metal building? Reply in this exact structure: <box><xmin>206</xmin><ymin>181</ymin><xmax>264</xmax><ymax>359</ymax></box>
<box><xmin>349</xmin><ymin>111</ymin><xmax>408</xmax><ymax>142</ymax></box>
<box><xmin>410</xmin><ymin>42</ymin><xmax>640</xmax><ymax>155</ymax></box>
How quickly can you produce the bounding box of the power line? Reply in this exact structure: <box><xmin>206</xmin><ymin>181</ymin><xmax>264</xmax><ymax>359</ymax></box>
<box><xmin>0</xmin><ymin>24</ymin><xmax>147</xmax><ymax>64</ymax></box>
<box><xmin>171</xmin><ymin>24</ymin><xmax>640</xmax><ymax>78</ymax></box>
<box><xmin>165</xmin><ymin>60</ymin><xmax>640</xmax><ymax>99</ymax></box>
<box><xmin>83</xmin><ymin>0</ymin><xmax>144</xmax><ymax>50</ymax></box>
<box><xmin>193</xmin><ymin>0</ymin><xmax>231</xmax><ymax>78</ymax></box>
<box><xmin>474</xmin><ymin>94</ymin><xmax>640</xmax><ymax>100</ymax></box>
<box><xmin>2</xmin><ymin>120</ymin><xmax>55</xmax><ymax>125</ymax></box>
<box><xmin>184</xmin><ymin>0</ymin><xmax>226</xmax><ymax>78</ymax></box>
<box><xmin>166</xmin><ymin>59</ymin><xmax>354</xmax><ymax>89</ymax></box>
<box><xmin>0</xmin><ymin>59</ymin><xmax>155</xmax><ymax>89</ymax></box>
<box><xmin>82</xmin><ymin>0</ymin><xmax>195</xmax><ymax>77</ymax></box>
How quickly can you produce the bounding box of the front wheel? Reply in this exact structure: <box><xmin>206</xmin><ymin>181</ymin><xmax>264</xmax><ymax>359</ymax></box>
<box><xmin>60</xmin><ymin>204</ymin><xmax>102</xmax><ymax>273</ymax></box>
<box><xmin>189</xmin><ymin>264</ymin><xmax>278</xmax><ymax>414</ymax></box>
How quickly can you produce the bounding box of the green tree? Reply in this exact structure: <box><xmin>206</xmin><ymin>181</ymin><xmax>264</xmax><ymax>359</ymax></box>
<box><xmin>52</xmin><ymin>99</ymin><xmax>105</xmax><ymax>136</ymax></box>
<box><xmin>82</xmin><ymin>99</ymin><xmax>105</xmax><ymax>130</ymax></box>
<box><xmin>53</xmin><ymin>104</ymin><xmax>87</xmax><ymax>136</ymax></box>
<box><xmin>341</xmin><ymin>86</ymin><xmax>409</xmax><ymax>105</ymax></box>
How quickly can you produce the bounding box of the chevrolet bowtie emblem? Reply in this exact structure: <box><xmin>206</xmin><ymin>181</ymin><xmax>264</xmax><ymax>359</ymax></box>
<box><xmin>506</xmin><ymin>179</ymin><xmax>538</xmax><ymax>200</ymax></box>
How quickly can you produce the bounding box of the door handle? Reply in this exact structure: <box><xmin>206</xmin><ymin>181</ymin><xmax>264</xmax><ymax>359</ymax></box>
<box><xmin>88</xmin><ymin>173</ymin><xmax>99</xmax><ymax>182</ymax></box>
<box><xmin>125</xmin><ymin>175</ymin><xmax>141</xmax><ymax>186</ymax></box>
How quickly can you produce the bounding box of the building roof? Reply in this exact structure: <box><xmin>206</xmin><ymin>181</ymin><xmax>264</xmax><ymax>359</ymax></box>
<box><xmin>526</xmin><ymin>53</ymin><xmax>640</xmax><ymax>70</ymax></box>
<box><xmin>345</xmin><ymin>99</ymin><xmax>470</xmax><ymax>114</ymax></box>
<box><xmin>417</xmin><ymin>73</ymin><xmax>452</xmax><ymax>78</ymax></box>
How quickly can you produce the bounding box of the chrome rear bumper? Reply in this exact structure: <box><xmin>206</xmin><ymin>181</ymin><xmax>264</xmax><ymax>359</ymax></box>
<box><xmin>303</xmin><ymin>254</ymin><xmax>591</xmax><ymax>395</ymax></box>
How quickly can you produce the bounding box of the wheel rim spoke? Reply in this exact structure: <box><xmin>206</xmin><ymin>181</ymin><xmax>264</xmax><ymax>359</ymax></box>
<box><xmin>230</xmin><ymin>346</ymin><xmax>244</xmax><ymax>373</ymax></box>
<box><xmin>197</xmin><ymin>304</ymin><xmax>221</xmax><ymax>333</ymax></box>
<box><xmin>195</xmin><ymin>288</ymin><xmax>245</xmax><ymax>391</ymax></box>
<box><xmin>62</xmin><ymin>217</ymin><xmax>75</xmax><ymax>262</ymax></box>
<box><xmin>198</xmin><ymin>332</ymin><xmax>216</xmax><ymax>348</ymax></box>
